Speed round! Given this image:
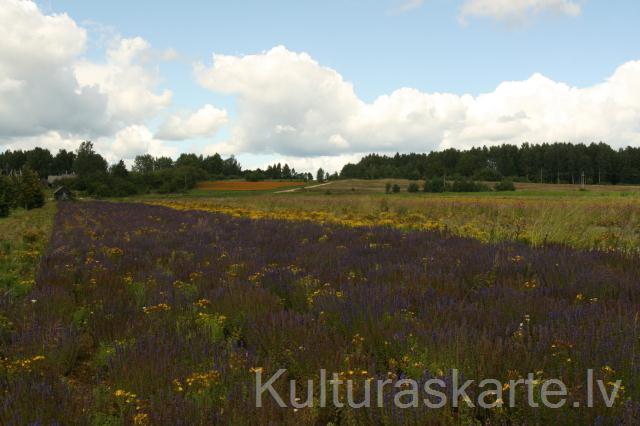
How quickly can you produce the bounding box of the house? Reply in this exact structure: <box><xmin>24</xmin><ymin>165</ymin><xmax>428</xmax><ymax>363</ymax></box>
<box><xmin>53</xmin><ymin>186</ymin><xmax>73</xmax><ymax>201</ymax></box>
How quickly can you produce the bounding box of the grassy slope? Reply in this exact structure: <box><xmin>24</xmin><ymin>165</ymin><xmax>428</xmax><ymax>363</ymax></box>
<box><xmin>0</xmin><ymin>202</ymin><xmax>57</xmax><ymax>298</ymax></box>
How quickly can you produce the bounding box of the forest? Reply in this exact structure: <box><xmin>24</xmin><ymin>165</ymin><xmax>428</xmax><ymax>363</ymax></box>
<box><xmin>339</xmin><ymin>142</ymin><xmax>640</xmax><ymax>184</ymax></box>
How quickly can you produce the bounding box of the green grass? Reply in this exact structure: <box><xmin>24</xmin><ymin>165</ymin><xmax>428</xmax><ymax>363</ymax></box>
<box><xmin>0</xmin><ymin>202</ymin><xmax>57</xmax><ymax>298</ymax></box>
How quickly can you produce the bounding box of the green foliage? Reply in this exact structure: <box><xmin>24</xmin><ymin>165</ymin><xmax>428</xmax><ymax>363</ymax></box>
<box><xmin>451</xmin><ymin>179</ymin><xmax>491</xmax><ymax>192</ymax></box>
<box><xmin>473</xmin><ymin>167</ymin><xmax>503</xmax><ymax>182</ymax></box>
<box><xmin>407</xmin><ymin>182</ymin><xmax>420</xmax><ymax>193</ymax></box>
<box><xmin>74</xmin><ymin>141</ymin><xmax>108</xmax><ymax>177</ymax></box>
<box><xmin>423</xmin><ymin>178</ymin><xmax>446</xmax><ymax>193</ymax></box>
<box><xmin>385</xmin><ymin>182</ymin><xmax>392</xmax><ymax>193</ymax></box>
<box><xmin>245</xmin><ymin>171</ymin><xmax>265</xmax><ymax>182</ymax></box>
<box><xmin>339</xmin><ymin>142</ymin><xmax>640</xmax><ymax>184</ymax></box>
<box><xmin>109</xmin><ymin>160</ymin><xmax>129</xmax><ymax>178</ymax></box>
<box><xmin>316</xmin><ymin>167</ymin><xmax>325</xmax><ymax>183</ymax></box>
<box><xmin>0</xmin><ymin>176</ymin><xmax>12</xmax><ymax>217</ymax></box>
<box><xmin>494</xmin><ymin>179</ymin><xmax>516</xmax><ymax>191</ymax></box>
<box><xmin>392</xmin><ymin>184</ymin><xmax>400</xmax><ymax>193</ymax></box>
<box><xmin>18</xmin><ymin>167</ymin><xmax>45</xmax><ymax>210</ymax></box>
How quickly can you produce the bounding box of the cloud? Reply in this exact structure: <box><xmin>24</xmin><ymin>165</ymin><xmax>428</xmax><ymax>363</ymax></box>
<box><xmin>459</xmin><ymin>0</ymin><xmax>581</xmax><ymax>24</ymax></box>
<box><xmin>161</xmin><ymin>47</ymin><xmax>179</xmax><ymax>61</ymax></box>
<box><xmin>0</xmin><ymin>0</ymin><xmax>179</xmax><ymax>161</ymax></box>
<box><xmin>107</xmin><ymin>125</ymin><xmax>177</xmax><ymax>162</ymax></box>
<box><xmin>0</xmin><ymin>0</ymin><xmax>109</xmax><ymax>137</ymax></box>
<box><xmin>74</xmin><ymin>36</ymin><xmax>172</xmax><ymax>127</ymax></box>
<box><xmin>155</xmin><ymin>104</ymin><xmax>229</xmax><ymax>140</ymax></box>
<box><xmin>195</xmin><ymin>46</ymin><xmax>640</xmax><ymax>163</ymax></box>
<box><xmin>397</xmin><ymin>0</ymin><xmax>425</xmax><ymax>13</ymax></box>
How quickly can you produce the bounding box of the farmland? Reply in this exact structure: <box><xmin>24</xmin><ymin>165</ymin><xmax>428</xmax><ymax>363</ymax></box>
<box><xmin>2</xmin><ymin>183</ymin><xmax>640</xmax><ymax>424</ymax></box>
<box><xmin>147</xmin><ymin>180</ymin><xmax>640</xmax><ymax>253</ymax></box>
<box><xmin>195</xmin><ymin>180</ymin><xmax>307</xmax><ymax>192</ymax></box>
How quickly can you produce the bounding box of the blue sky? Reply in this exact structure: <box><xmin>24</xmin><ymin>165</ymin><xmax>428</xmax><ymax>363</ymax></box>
<box><xmin>41</xmin><ymin>0</ymin><xmax>639</xmax><ymax>97</ymax></box>
<box><xmin>2</xmin><ymin>0</ymin><xmax>639</xmax><ymax>172</ymax></box>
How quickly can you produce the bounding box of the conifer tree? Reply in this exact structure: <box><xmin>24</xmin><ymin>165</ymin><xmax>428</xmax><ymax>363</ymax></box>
<box><xmin>19</xmin><ymin>167</ymin><xmax>45</xmax><ymax>210</ymax></box>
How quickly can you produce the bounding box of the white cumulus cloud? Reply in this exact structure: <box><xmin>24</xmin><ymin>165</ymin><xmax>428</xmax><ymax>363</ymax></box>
<box><xmin>106</xmin><ymin>125</ymin><xmax>177</xmax><ymax>162</ymax></box>
<box><xmin>459</xmin><ymin>0</ymin><xmax>581</xmax><ymax>24</ymax></box>
<box><xmin>0</xmin><ymin>0</ymin><xmax>176</xmax><ymax>162</ymax></box>
<box><xmin>155</xmin><ymin>104</ymin><xmax>229</xmax><ymax>140</ymax></box>
<box><xmin>74</xmin><ymin>36</ymin><xmax>172</xmax><ymax>127</ymax></box>
<box><xmin>195</xmin><ymin>46</ymin><xmax>640</xmax><ymax>163</ymax></box>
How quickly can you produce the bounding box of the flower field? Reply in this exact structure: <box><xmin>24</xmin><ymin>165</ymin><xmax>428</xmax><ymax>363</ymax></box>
<box><xmin>3</xmin><ymin>201</ymin><xmax>640</xmax><ymax>424</ymax></box>
<box><xmin>195</xmin><ymin>181</ymin><xmax>306</xmax><ymax>191</ymax></box>
<box><xmin>148</xmin><ymin>193</ymin><xmax>640</xmax><ymax>253</ymax></box>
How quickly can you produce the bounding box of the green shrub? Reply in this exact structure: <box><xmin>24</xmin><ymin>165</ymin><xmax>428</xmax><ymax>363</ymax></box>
<box><xmin>0</xmin><ymin>176</ymin><xmax>11</xmax><ymax>217</ymax></box>
<box><xmin>18</xmin><ymin>167</ymin><xmax>45</xmax><ymax>210</ymax></box>
<box><xmin>494</xmin><ymin>180</ymin><xmax>516</xmax><ymax>191</ymax></box>
<box><xmin>392</xmin><ymin>184</ymin><xmax>400</xmax><ymax>193</ymax></box>
<box><xmin>407</xmin><ymin>183</ymin><xmax>420</xmax><ymax>193</ymax></box>
<box><xmin>423</xmin><ymin>178</ymin><xmax>446</xmax><ymax>193</ymax></box>
<box><xmin>451</xmin><ymin>179</ymin><xmax>491</xmax><ymax>192</ymax></box>
<box><xmin>473</xmin><ymin>168</ymin><xmax>503</xmax><ymax>182</ymax></box>
<box><xmin>385</xmin><ymin>182</ymin><xmax>392</xmax><ymax>193</ymax></box>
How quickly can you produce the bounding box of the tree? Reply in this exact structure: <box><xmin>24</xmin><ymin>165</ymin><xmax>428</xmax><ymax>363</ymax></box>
<box><xmin>282</xmin><ymin>164</ymin><xmax>292</xmax><ymax>179</ymax></box>
<box><xmin>155</xmin><ymin>157</ymin><xmax>174</xmax><ymax>170</ymax></box>
<box><xmin>222</xmin><ymin>156</ymin><xmax>241</xmax><ymax>176</ymax></box>
<box><xmin>110</xmin><ymin>160</ymin><xmax>129</xmax><ymax>178</ymax></box>
<box><xmin>203</xmin><ymin>154</ymin><xmax>223</xmax><ymax>175</ymax></box>
<box><xmin>25</xmin><ymin>147</ymin><xmax>53</xmax><ymax>178</ymax></box>
<box><xmin>52</xmin><ymin>149</ymin><xmax>76</xmax><ymax>175</ymax></box>
<box><xmin>18</xmin><ymin>167</ymin><xmax>45</xmax><ymax>210</ymax></box>
<box><xmin>316</xmin><ymin>168</ymin><xmax>325</xmax><ymax>183</ymax></box>
<box><xmin>133</xmin><ymin>154</ymin><xmax>155</xmax><ymax>174</ymax></box>
<box><xmin>176</xmin><ymin>153</ymin><xmax>204</xmax><ymax>169</ymax></box>
<box><xmin>0</xmin><ymin>175</ymin><xmax>13</xmax><ymax>217</ymax></box>
<box><xmin>74</xmin><ymin>141</ymin><xmax>107</xmax><ymax>177</ymax></box>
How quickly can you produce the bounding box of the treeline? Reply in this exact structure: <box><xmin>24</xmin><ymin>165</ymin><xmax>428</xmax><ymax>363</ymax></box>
<box><xmin>0</xmin><ymin>168</ymin><xmax>45</xmax><ymax>217</ymax></box>
<box><xmin>340</xmin><ymin>143</ymin><xmax>640</xmax><ymax>184</ymax></box>
<box><xmin>0</xmin><ymin>142</ymin><xmax>247</xmax><ymax>198</ymax></box>
<box><xmin>245</xmin><ymin>163</ymin><xmax>311</xmax><ymax>182</ymax></box>
<box><xmin>0</xmin><ymin>143</ymin><xmax>314</xmax><ymax>197</ymax></box>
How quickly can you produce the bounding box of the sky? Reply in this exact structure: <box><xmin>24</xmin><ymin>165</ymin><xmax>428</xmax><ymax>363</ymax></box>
<box><xmin>1</xmin><ymin>0</ymin><xmax>639</xmax><ymax>173</ymax></box>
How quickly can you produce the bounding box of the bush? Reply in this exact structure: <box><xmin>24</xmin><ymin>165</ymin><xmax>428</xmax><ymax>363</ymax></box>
<box><xmin>245</xmin><ymin>171</ymin><xmax>265</xmax><ymax>182</ymax></box>
<box><xmin>407</xmin><ymin>183</ymin><xmax>420</xmax><ymax>193</ymax></box>
<box><xmin>494</xmin><ymin>180</ymin><xmax>516</xmax><ymax>191</ymax></box>
<box><xmin>385</xmin><ymin>182</ymin><xmax>392</xmax><ymax>194</ymax></box>
<box><xmin>451</xmin><ymin>179</ymin><xmax>491</xmax><ymax>192</ymax></box>
<box><xmin>423</xmin><ymin>178</ymin><xmax>446</xmax><ymax>193</ymax></box>
<box><xmin>0</xmin><ymin>176</ymin><xmax>11</xmax><ymax>217</ymax></box>
<box><xmin>392</xmin><ymin>184</ymin><xmax>401</xmax><ymax>193</ymax></box>
<box><xmin>18</xmin><ymin>167</ymin><xmax>45</xmax><ymax>209</ymax></box>
<box><xmin>473</xmin><ymin>168</ymin><xmax>503</xmax><ymax>182</ymax></box>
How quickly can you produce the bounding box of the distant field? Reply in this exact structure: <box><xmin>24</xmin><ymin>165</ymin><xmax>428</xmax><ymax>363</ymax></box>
<box><xmin>302</xmin><ymin>178</ymin><xmax>640</xmax><ymax>196</ymax></box>
<box><xmin>145</xmin><ymin>179</ymin><xmax>640</xmax><ymax>252</ymax></box>
<box><xmin>195</xmin><ymin>180</ymin><xmax>306</xmax><ymax>191</ymax></box>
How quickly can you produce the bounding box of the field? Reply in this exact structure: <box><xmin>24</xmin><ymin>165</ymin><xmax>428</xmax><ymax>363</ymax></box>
<box><xmin>2</xmin><ymin>181</ymin><xmax>640</xmax><ymax>424</ymax></box>
<box><xmin>147</xmin><ymin>180</ymin><xmax>640</xmax><ymax>253</ymax></box>
<box><xmin>195</xmin><ymin>180</ymin><xmax>306</xmax><ymax>191</ymax></box>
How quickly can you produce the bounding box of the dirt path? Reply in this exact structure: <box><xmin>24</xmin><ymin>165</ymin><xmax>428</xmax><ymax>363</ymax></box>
<box><xmin>275</xmin><ymin>182</ymin><xmax>332</xmax><ymax>193</ymax></box>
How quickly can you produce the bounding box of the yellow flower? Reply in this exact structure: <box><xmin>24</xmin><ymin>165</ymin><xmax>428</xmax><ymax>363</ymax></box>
<box><xmin>133</xmin><ymin>412</ymin><xmax>149</xmax><ymax>425</ymax></box>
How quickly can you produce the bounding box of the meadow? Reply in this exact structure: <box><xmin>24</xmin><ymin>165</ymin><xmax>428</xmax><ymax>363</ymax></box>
<box><xmin>1</xmin><ymin>193</ymin><xmax>639</xmax><ymax>424</ymax></box>
<box><xmin>145</xmin><ymin>180</ymin><xmax>640</xmax><ymax>253</ymax></box>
